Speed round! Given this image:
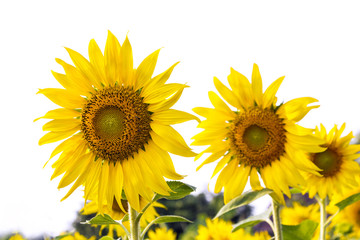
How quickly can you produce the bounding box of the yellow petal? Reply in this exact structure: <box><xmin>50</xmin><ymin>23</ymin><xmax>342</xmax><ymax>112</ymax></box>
<box><xmin>55</xmin><ymin>58</ymin><xmax>94</xmax><ymax>94</ymax></box>
<box><xmin>144</xmin><ymin>83</ymin><xmax>188</xmax><ymax>104</ymax></box>
<box><xmin>39</xmin><ymin>126</ymin><xmax>80</xmax><ymax>145</ymax></box>
<box><xmin>228</xmin><ymin>67</ymin><xmax>253</xmax><ymax>107</ymax></box>
<box><xmin>37</xmin><ymin>88</ymin><xmax>85</xmax><ymax>109</ymax></box>
<box><xmin>250</xmin><ymin>168</ymin><xmax>262</xmax><ymax>191</ymax></box>
<box><xmin>213</xmin><ymin>77</ymin><xmax>241</xmax><ymax>109</ymax></box>
<box><xmin>152</xmin><ymin>109</ymin><xmax>200</xmax><ymax>125</ymax></box>
<box><xmin>65</xmin><ymin>47</ymin><xmax>102</xmax><ymax>89</ymax></box>
<box><xmin>263</xmin><ymin>76</ymin><xmax>284</xmax><ymax>109</ymax></box>
<box><xmin>251</xmin><ymin>63</ymin><xmax>263</xmax><ymax>106</ymax></box>
<box><xmin>211</xmin><ymin>154</ymin><xmax>231</xmax><ymax>178</ymax></box>
<box><xmin>150</xmin><ymin>123</ymin><xmax>196</xmax><ymax>157</ymax></box>
<box><xmin>120</xmin><ymin>36</ymin><xmax>134</xmax><ymax>86</ymax></box>
<box><xmin>34</xmin><ymin>108</ymin><xmax>80</xmax><ymax>122</ymax></box>
<box><xmin>42</xmin><ymin>119</ymin><xmax>80</xmax><ymax>132</ymax></box>
<box><xmin>147</xmin><ymin>86</ymin><xmax>184</xmax><ymax>112</ymax></box>
<box><xmin>113</xmin><ymin>162</ymin><xmax>126</xmax><ymax>213</ymax></box>
<box><xmin>135</xmin><ymin>49</ymin><xmax>160</xmax><ymax>90</ymax></box>
<box><xmin>196</xmin><ymin>150</ymin><xmax>226</xmax><ymax>171</ymax></box>
<box><xmin>142</xmin><ymin>62</ymin><xmax>179</xmax><ymax>94</ymax></box>
<box><xmin>88</xmin><ymin>39</ymin><xmax>107</xmax><ymax>86</ymax></box>
<box><xmin>277</xmin><ymin>97</ymin><xmax>319</xmax><ymax>122</ymax></box>
<box><xmin>105</xmin><ymin>30</ymin><xmax>121</xmax><ymax>85</ymax></box>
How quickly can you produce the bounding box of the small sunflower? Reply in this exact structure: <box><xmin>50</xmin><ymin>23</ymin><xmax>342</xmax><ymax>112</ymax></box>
<box><xmin>61</xmin><ymin>232</ymin><xmax>96</xmax><ymax>240</ymax></box>
<box><xmin>9</xmin><ymin>234</ymin><xmax>25</xmax><ymax>240</ymax></box>
<box><xmin>192</xmin><ymin>64</ymin><xmax>324</xmax><ymax>204</ymax></box>
<box><xmin>281</xmin><ymin>202</ymin><xmax>319</xmax><ymax>226</ymax></box>
<box><xmin>302</xmin><ymin>124</ymin><xmax>360</xmax><ymax>200</ymax></box>
<box><xmin>330</xmin><ymin>186</ymin><xmax>360</xmax><ymax>238</ymax></box>
<box><xmin>148</xmin><ymin>228</ymin><xmax>177</xmax><ymax>240</ymax></box>
<box><xmin>37</xmin><ymin>31</ymin><xmax>198</xmax><ymax>212</ymax></box>
<box><xmin>195</xmin><ymin>218</ymin><xmax>269</xmax><ymax>240</ymax></box>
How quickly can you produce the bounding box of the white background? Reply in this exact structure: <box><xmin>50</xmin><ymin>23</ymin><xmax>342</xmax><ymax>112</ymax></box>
<box><xmin>1</xmin><ymin>0</ymin><xmax>360</xmax><ymax>237</ymax></box>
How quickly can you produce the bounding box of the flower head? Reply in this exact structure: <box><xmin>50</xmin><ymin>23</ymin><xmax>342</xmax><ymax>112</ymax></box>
<box><xmin>303</xmin><ymin>124</ymin><xmax>360</xmax><ymax>199</ymax></box>
<box><xmin>37</xmin><ymin>31</ymin><xmax>198</xmax><ymax>212</ymax></box>
<box><xmin>148</xmin><ymin>228</ymin><xmax>177</xmax><ymax>240</ymax></box>
<box><xmin>192</xmin><ymin>64</ymin><xmax>324</xmax><ymax>204</ymax></box>
<box><xmin>196</xmin><ymin>218</ymin><xmax>269</xmax><ymax>240</ymax></box>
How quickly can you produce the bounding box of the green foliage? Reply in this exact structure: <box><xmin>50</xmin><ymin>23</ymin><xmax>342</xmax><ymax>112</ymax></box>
<box><xmin>282</xmin><ymin>220</ymin><xmax>318</xmax><ymax>240</ymax></box>
<box><xmin>335</xmin><ymin>192</ymin><xmax>360</xmax><ymax>211</ymax></box>
<box><xmin>84</xmin><ymin>214</ymin><xmax>120</xmax><ymax>225</ymax></box>
<box><xmin>154</xmin><ymin>181</ymin><xmax>196</xmax><ymax>201</ymax></box>
<box><xmin>214</xmin><ymin>189</ymin><xmax>272</xmax><ymax>219</ymax></box>
<box><xmin>232</xmin><ymin>208</ymin><xmax>272</xmax><ymax>232</ymax></box>
<box><xmin>149</xmin><ymin>215</ymin><xmax>192</xmax><ymax>224</ymax></box>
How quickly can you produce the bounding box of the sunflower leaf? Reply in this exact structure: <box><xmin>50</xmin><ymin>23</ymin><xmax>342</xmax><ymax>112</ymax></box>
<box><xmin>214</xmin><ymin>188</ymin><xmax>273</xmax><ymax>219</ymax></box>
<box><xmin>289</xmin><ymin>187</ymin><xmax>302</xmax><ymax>194</ymax></box>
<box><xmin>154</xmin><ymin>181</ymin><xmax>196</xmax><ymax>201</ymax></box>
<box><xmin>335</xmin><ymin>192</ymin><xmax>360</xmax><ymax>211</ymax></box>
<box><xmin>232</xmin><ymin>208</ymin><xmax>272</xmax><ymax>232</ymax></box>
<box><xmin>282</xmin><ymin>220</ymin><xmax>318</xmax><ymax>240</ymax></box>
<box><xmin>82</xmin><ymin>213</ymin><xmax>120</xmax><ymax>225</ymax></box>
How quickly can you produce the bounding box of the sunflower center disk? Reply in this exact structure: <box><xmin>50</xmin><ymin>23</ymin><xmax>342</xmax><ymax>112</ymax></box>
<box><xmin>312</xmin><ymin>148</ymin><xmax>341</xmax><ymax>177</ymax></box>
<box><xmin>229</xmin><ymin>108</ymin><xmax>286</xmax><ymax>168</ymax></box>
<box><xmin>81</xmin><ymin>86</ymin><xmax>151</xmax><ymax>162</ymax></box>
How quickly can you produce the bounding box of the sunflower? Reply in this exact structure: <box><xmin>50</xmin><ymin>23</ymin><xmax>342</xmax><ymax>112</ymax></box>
<box><xmin>148</xmin><ymin>228</ymin><xmax>177</xmax><ymax>240</ymax></box>
<box><xmin>9</xmin><ymin>234</ymin><xmax>25</xmax><ymax>240</ymax></box>
<box><xmin>60</xmin><ymin>232</ymin><xmax>96</xmax><ymax>240</ymax></box>
<box><xmin>330</xmin><ymin>186</ymin><xmax>360</xmax><ymax>238</ymax></box>
<box><xmin>302</xmin><ymin>124</ymin><xmax>360</xmax><ymax>200</ymax></box>
<box><xmin>280</xmin><ymin>202</ymin><xmax>319</xmax><ymax>226</ymax></box>
<box><xmin>37</xmin><ymin>31</ymin><xmax>198</xmax><ymax>212</ymax></box>
<box><xmin>195</xmin><ymin>218</ymin><xmax>270</xmax><ymax>240</ymax></box>
<box><xmin>192</xmin><ymin>64</ymin><xmax>324</xmax><ymax>204</ymax></box>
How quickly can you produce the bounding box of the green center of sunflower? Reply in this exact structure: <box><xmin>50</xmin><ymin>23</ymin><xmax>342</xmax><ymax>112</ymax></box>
<box><xmin>243</xmin><ymin>125</ymin><xmax>269</xmax><ymax>150</ymax></box>
<box><xmin>312</xmin><ymin>147</ymin><xmax>342</xmax><ymax>177</ymax></box>
<box><xmin>81</xmin><ymin>86</ymin><xmax>152</xmax><ymax>162</ymax></box>
<box><xmin>229</xmin><ymin>108</ymin><xmax>286</xmax><ymax>168</ymax></box>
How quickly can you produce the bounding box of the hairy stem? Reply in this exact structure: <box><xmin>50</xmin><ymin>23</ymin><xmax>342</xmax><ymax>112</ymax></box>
<box><xmin>272</xmin><ymin>198</ymin><xmax>283</xmax><ymax>240</ymax></box>
<box><xmin>129</xmin><ymin>203</ymin><xmax>140</xmax><ymax>240</ymax></box>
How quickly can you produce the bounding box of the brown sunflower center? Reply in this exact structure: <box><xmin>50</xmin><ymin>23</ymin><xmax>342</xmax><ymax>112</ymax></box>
<box><xmin>81</xmin><ymin>86</ymin><xmax>151</xmax><ymax>162</ymax></box>
<box><xmin>229</xmin><ymin>108</ymin><xmax>286</xmax><ymax>168</ymax></box>
<box><xmin>311</xmin><ymin>147</ymin><xmax>342</xmax><ymax>177</ymax></box>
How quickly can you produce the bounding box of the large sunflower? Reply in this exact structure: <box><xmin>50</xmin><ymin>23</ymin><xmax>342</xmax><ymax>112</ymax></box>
<box><xmin>37</xmin><ymin>31</ymin><xmax>198</xmax><ymax>212</ymax></box>
<box><xmin>192</xmin><ymin>64</ymin><xmax>324</xmax><ymax>204</ymax></box>
<box><xmin>302</xmin><ymin>124</ymin><xmax>360</xmax><ymax>200</ymax></box>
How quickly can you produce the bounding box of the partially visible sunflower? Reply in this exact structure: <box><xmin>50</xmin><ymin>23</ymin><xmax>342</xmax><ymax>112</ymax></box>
<box><xmin>192</xmin><ymin>64</ymin><xmax>324</xmax><ymax>204</ymax></box>
<box><xmin>330</xmin><ymin>186</ymin><xmax>360</xmax><ymax>238</ymax></box>
<box><xmin>281</xmin><ymin>202</ymin><xmax>319</xmax><ymax>226</ymax></box>
<box><xmin>302</xmin><ymin>124</ymin><xmax>360</xmax><ymax>200</ymax></box>
<box><xmin>37</xmin><ymin>31</ymin><xmax>198</xmax><ymax>212</ymax></box>
<box><xmin>61</xmin><ymin>232</ymin><xmax>95</xmax><ymax>240</ymax></box>
<box><xmin>82</xmin><ymin>193</ymin><xmax>164</xmax><ymax>238</ymax></box>
<box><xmin>195</xmin><ymin>218</ymin><xmax>269</xmax><ymax>240</ymax></box>
<box><xmin>148</xmin><ymin>228</ymin><xmax>177</xmax><ymax>240</ymax></box>
<box><xmin>9</xmin><ymin>234</ymin><xmax>25</xmax><ymax>240</ymax></box>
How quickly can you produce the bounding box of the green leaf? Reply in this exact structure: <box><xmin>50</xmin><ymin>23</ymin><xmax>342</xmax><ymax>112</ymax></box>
<box><xmin>282</xmin><ymin>220</ymin><xmax>318</xmax><ymax>240</ymax></box>
<box><xmin>335</xmin><ymin>192</ymin><xmax>360</xmax><ymax>211</ymax></box>
<box><xmin>214</xmin><ymin>188</ymin><xmax>273</xmax><ymax>219</ymax></box>
<box><xmin>232</xmin><ymin>208</ymin><xmax>272</xmax><ymax>232</ymax></box>
<box><xmin>154</xmin><ymin>181</ymin><xmax>196</xmax><ymax>201</ymax></box>
<box><xmin>99</xmin><ymin>237</ymin><xmax>113</xmax><ymax>240</ymax></box>
<box><xmin>151</xmin><ymin>215</ymin><xmax>193</xmax><ymax>224</ymax></box>
<box><xmin>82</xmin><ymin>213</ymin><xmax>120</xmax><ymax>225</ymax></box>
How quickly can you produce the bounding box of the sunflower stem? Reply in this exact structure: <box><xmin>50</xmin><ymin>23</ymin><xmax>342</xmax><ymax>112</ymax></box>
<box><xmin>316</xmin><ymin>195</ymin><xmax>327</xmax><ymax>240</ymax></box>
<box><xmin>129</xmin><ymin>203</ymin><xmax>140</xmax><ymax>240</ymax></box>
<box><xmin>271</xmin><ymin>198</ymin><xmax>283</xmax><ymax>240</ymax></box>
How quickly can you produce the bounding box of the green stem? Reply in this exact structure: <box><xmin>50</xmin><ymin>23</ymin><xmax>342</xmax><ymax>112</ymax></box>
<box><xmin>272</xmin><ymin>198</ymin><xmax>283</xmax><ymax>240</ymax></box>
<box><xmin>129</xmin><ymin>203</ymin><xmax>140</xmax><ymax>240</ymax></box>
<box><xmin>316</xmin><ymin>195</ymin><xmax>327</xmax><ymax>240</ymax></box>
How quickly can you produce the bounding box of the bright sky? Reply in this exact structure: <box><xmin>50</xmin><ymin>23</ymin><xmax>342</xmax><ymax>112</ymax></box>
<box><xmin>1</xmin><ymin>0</ymin><xmax>360</xmax><ymax>238</ymax></box>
